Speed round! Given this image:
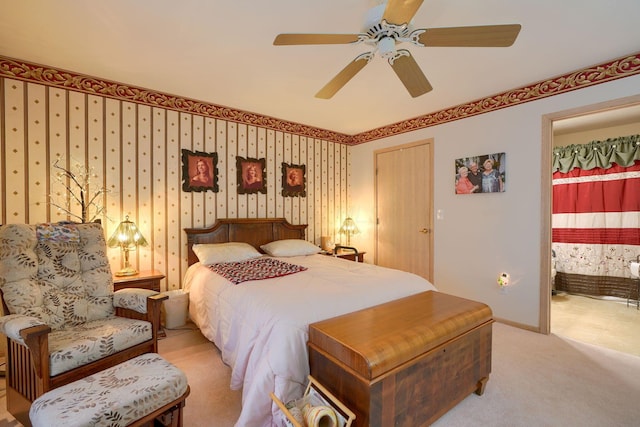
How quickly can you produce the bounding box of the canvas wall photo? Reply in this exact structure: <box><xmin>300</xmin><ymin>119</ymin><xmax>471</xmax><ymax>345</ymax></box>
<box><xmin>454</xmin><ymin>152</ymin><xmax>505</xmax><ymax>194</ymax></box>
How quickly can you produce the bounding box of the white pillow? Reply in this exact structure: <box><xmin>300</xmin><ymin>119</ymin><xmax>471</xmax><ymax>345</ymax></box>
<box><xmin>260</xmin><ymin>239</ymin><xmax>320</xmax><ymax>257</ymax></box>
<box><xmin>192</xmin><ymin>242</ymin><xmax>262</xmax><ymax>264</ymax></box>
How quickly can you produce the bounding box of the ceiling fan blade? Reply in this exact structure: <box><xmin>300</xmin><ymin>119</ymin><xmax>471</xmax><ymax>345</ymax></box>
<box><xmin>383</xmin><ymin>0</ymin><xmax>424</xmax><ymax>25</ymax></box>
<box><xmin>418</xmin><ymin>24</ymin><xmax>521</xmax><ymax>47</ymax></box>
<box><xmin>274</xmin><ymin>34</ymin><xmax>361</xmax><ymax>45</ymax></box>
<box><xmin>389</xmin><ymin>51</ymin><xmax>433</xmax><ymax>98</ymax></box>
<box><xmin>316</xmin><ymin>55</ymin><xmax>371</xmax><ymax>99</ymax></box>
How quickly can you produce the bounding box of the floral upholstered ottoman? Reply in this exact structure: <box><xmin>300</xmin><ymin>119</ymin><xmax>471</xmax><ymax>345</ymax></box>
<box><xmin>29</xmin><ymin>353</ymin><xmax>190</xmax><ymax>427</ymax></box>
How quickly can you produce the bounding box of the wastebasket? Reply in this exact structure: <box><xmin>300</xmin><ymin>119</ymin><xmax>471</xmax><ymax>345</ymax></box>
<box><xmin>161</xmin><ymin>289</ymin><xmax>189</xmax><ymax>329</ymax></box>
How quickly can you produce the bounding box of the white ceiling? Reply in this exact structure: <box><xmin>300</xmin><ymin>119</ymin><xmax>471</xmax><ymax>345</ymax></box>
<box><xmin>2</xmin><ymin>0</ymin><xmax>640</xmax><ymax>135</ymax></box>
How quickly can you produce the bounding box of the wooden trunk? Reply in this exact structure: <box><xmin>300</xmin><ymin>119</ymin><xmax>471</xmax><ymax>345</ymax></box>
<box><xmin>308</xmin><ymin>291</ymin><xmax>493</xmax><ymax>427</ymax></box>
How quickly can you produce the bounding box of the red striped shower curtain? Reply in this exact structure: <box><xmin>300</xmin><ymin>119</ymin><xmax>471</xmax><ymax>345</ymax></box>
<box><xmin>552</xmin><ymin>160</ymin><xmax>640</xmax><ymax>297</ymax></box>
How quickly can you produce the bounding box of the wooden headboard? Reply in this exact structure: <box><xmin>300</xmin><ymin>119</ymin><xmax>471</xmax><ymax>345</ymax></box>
<box><xmin>184</xmin><ymin>218</ymin><xmax>308</xmax><ymax>266</ymax></box>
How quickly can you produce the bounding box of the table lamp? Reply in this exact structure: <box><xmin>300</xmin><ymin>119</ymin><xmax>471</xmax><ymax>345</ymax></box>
<box><xmin>108</xmin><ymin>215</ymin><xmax>148</xmax><ymax>276</ymax></box>
<box><xmin>339</xmin><ymin>217</ymin><xmax>360</xmax><ymax>246</ymax></box>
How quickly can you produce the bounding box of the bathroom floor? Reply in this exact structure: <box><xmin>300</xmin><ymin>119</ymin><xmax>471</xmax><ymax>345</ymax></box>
<box><xmin>551</xmin><ymin>292</ymin><xmax>640</xmax><ymax>357</ymax></box>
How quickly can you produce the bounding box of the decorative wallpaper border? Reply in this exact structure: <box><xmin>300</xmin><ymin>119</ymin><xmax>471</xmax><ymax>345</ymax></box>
<box><xmin>353</xmin><ymin>53</ymin><xmax>640</xmax><ymax>145</ymax></box>
<box><xmin>0</xmin><ymin>56</ymin><xmax>352</xmax><ymax>145</ymax></box>
<box><xmin>2</xmin><ymin>52</ymin><xmax>639</xmax><ymax>146</ymax></box>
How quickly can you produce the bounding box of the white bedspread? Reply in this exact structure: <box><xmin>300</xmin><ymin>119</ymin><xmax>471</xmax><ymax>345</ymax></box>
<box><xmin>183</xmin><ymin>254</ymin><xmax>436</xmax><ymax>427</ymax></box>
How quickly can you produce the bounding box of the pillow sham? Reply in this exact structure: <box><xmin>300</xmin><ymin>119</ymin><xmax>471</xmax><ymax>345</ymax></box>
<box><xmin>260</xmin><ymin>239</ymin><xmax>320</xmax><ymax>257</ymax></box>
<box><xmin>192</xmin><ymin>242</ymin><xmax>262</xmax><ymax>265</ymax></box>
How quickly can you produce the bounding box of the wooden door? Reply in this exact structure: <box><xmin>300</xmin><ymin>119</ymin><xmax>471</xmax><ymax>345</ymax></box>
<box><xmin>375</xmin><ymin>140</ymin><xmax>433</xmax><ymax>281</ymax></box>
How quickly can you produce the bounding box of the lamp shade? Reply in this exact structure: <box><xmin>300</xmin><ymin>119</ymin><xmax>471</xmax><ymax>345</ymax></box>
<box><xmin>339</xmin><ymin>217</ymin><xmax>360</xmax><ymax>245</ymax></box>
<box><xmin>107</xmin><ymin>216</ymin><xmax>147</xmax><ymax>276</ymax></box>
<box><xmin>107</xmin><ymin>216</ymin><xmax>148</xmax><ymax>250</ymax></box>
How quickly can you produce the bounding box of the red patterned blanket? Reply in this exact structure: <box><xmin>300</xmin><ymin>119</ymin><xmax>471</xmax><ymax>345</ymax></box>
<box><xmin>207</xmin><ymin>257</ymin><xmax>307</xmax><ymax>285</ymax></box>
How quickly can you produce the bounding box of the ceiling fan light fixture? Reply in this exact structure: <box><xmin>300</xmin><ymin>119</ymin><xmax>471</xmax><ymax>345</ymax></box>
<box><xmin>378</xmin><ymin>36</ymin><xmax>396</xmax><ymax>59</ymax></box>
<box><xmin>273</xmin><ymin>0</ymin><xmax>521</xmax><ymax>99</ymax></box>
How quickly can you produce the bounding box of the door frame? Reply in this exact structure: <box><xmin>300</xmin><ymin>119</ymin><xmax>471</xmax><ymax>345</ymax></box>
<box><xmin>539</xmin><ymin>94</ymin><xmax>640</xmax><ymax>334</ymax></box>
<box><xmin>374</xmin><ymin>139</ymin><xmax>434</xmax><ymax>282</ymax></box>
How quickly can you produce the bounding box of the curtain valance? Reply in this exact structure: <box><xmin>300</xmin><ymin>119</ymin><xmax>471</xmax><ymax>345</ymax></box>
<box><xmin>552</xmin><ymin>134</ymin><xmax>640</xmax><ymax>173</ymax></box>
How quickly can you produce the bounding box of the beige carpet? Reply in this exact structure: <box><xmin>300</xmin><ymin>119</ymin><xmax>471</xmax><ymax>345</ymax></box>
<box><xmin>434</xmin><ymin>323</ymin><xmax>640</xmax><ymax>427</ymax></box>
<box><xmin>1</xmin><ymin>321</ymin><xmax>639</xmax><ymax>426</ymax></box>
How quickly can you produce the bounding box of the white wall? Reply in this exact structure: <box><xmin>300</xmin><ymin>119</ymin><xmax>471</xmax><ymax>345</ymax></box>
<box><xmin>348</xmin><ymin>75</ymin><xmax>640</xmax><ymax>329</ymax></box>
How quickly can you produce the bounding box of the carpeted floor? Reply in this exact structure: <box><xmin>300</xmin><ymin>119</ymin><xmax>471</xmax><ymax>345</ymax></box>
<box><xmin>433</xmin><ymin>322</ymin><xmax>640</xmax><ymax>427</ymax></box>
<box><xmin>1</xmin><ymin>317</ymin><xmax>639</xmax><ymax>426</ymax></box>
<box><xmin>156</xmin><ymin>324</ymin><xmax>243</xmax><ymax>426</ymax></box>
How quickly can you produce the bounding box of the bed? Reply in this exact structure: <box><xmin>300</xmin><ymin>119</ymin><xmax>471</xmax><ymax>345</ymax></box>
<box><xmin>183</xmin><ymin>218</ymin><xmax>437</xmax><ymax>427</ymax></box>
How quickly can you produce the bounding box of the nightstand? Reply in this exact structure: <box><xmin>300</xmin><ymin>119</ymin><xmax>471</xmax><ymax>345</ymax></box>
<box><xmin>113</xmin><ymin>270</ymin><xmax>165</xmax><ymax>292</ymax></box>
<box><xmin>325</xmin><ymin>251</ymin><xmax>366</xmax><ymax>263</ymax></box>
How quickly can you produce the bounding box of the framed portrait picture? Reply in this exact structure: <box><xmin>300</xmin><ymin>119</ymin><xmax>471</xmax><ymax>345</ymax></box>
<box><xmin>181</xmin><ymin>149</ymin><xmax>218</xmax><ymax>192</ymax></box>
<box><xmin>454</xmin><ymin>152</ymin><xmax>505</xmax><ymax>194</ymax></box>
<box><xmin>281</xmin><ymin>162</ymin><xmax>306</xmax><ymax>197</ymax></box>
<box><xmin>237</xmin><ymin>156</ymin><xmax>266</xmax><ymax>194</ymax></box>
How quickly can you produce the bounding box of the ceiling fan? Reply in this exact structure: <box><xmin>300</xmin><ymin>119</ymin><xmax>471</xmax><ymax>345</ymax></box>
<box><xmin>273</xmin><ymin>0</ymin><xmax>521</xmax><ymax>99</ymax></box>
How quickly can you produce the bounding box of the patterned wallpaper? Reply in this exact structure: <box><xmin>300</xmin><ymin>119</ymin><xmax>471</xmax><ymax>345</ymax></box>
<box><xmin>0</xmin><ymin>77</ymin><xmax>349</xmax><ymax>290</ymax></box>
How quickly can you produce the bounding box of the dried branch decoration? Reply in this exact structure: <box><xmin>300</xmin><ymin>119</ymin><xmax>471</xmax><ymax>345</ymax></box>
<box><xmin>50</xmin><ymin>158</ymin><xmax>108</xmax><ymax>223</ymax></box>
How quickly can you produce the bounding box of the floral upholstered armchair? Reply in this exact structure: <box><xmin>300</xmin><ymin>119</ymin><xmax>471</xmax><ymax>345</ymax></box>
<box><xmin>0</xmin><ymin>222</ymin><xmax>166</xmax><ymax>425</ymax></box>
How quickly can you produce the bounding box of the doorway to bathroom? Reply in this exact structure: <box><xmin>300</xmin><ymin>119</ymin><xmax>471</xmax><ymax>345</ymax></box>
<box><xmin>542</xmin><ymin>95</ymin><xmax>640</xmax><ymax>356</ymax></box>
